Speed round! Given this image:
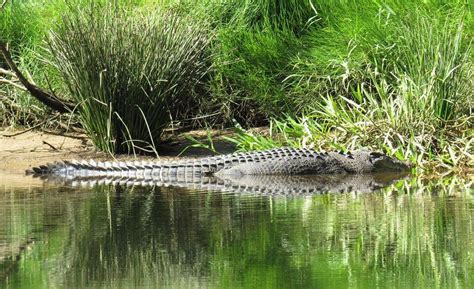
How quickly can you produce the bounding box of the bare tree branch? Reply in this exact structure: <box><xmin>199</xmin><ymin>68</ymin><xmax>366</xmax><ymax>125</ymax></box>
<box><xmin>0</xmin><ymin>41</ymin><xmax>77</xmax><ymax>113</ymax></box>
<box><xmin>1</xmin><ymin>0</ymin><xmax>8</xmax><ymax>10</ymax></box>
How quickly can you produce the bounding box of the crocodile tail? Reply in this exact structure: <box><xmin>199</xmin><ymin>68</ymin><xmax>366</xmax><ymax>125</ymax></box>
<box><xmin>26</xmin><ymin>159</ymin><xmax>154</xmax><ymax>176</ymax></box>
<box><xmin>25</xmin><ymin>158</ymin><xmax>215</xmax><ymax>178</ymax></box>
<box><xmin>26</xmin><ymin>162</ymin><xmax>65</xmax><ymax>175</ymax></box>
<box><xmin>26</xmin><ymin>160</ymin><xmax>93</xmax><ymax>176</ymax></box>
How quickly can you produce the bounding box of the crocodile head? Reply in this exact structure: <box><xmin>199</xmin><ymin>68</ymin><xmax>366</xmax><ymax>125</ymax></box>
<box><xmin>368</xmin><ymin>152</ymin><xmax>411</xmax><ymax>172</ymax></box>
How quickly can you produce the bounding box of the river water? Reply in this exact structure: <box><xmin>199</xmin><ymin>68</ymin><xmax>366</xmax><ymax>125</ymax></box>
<box><xmin>0</xmin><ymin>174</ymin><xmax>472</xmax><ymax>288</ymax></box>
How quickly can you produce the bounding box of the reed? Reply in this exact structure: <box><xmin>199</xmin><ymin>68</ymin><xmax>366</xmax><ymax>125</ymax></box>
<box><xmin>48</xmin><ymin>3</ymin><xmax>211</xmax><ymax>153</ymax></box>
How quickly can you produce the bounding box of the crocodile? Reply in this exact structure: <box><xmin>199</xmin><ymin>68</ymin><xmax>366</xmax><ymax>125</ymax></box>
<box><xmin>26</xmin><ymin>147</ymin><xmax>410</xmax><ymax>194</ymax></box>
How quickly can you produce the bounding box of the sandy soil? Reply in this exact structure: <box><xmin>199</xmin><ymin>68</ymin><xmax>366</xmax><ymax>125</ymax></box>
<box><xmin>0</xmin><ymin>130</ymin><xmax>99</xmax><ymax>174</ymax></box>
<box><xmin>0</xmin><ymin>128</ymin><xmax>236</xmax><ymax>183</ymax></box>
<box><xmin>0</xmin><ymin>130</ymin><xmax>98</xmax><ymax>187</ymax></box>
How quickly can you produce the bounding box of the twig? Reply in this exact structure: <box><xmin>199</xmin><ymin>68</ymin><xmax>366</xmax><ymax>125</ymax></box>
<box><xmin>0</xmin><ymin>78</ymin><xmax>27</xmax><ymax>91</ymax></box>
<box><xmin>41</xmin><ymin>129</ymin><xmax>88</xmax><ymax>140</ymax></box>
<box><xmin>42</xmin><ymin>141</ymin><xmax>58</xmax><ymax>151</ymax></box>
<box><xmin>173</xmin><ymin>111</ymin><xmax>222</xmax><ymax>122</ymax></box>
<box><xmin>0</xmin><ymin>68</ymin><xmax>16</xmax><ymax>78</ymax></box>
<box><xmin>44</xmin><ymin>73</ymin><xmax>58</xmax><ymax>99</ymax></box>
<box><xmin>1</xmin><ymin>0</ymin><xmax>8</xmax><ymax>10</ymax></box>
<box><xmin>1</xmin><ymin>117</ymin><xmax>54</xmax><ymax>137</ymax></box>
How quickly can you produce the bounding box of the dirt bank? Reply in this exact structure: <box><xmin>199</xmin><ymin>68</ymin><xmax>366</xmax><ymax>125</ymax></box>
<box><xmin>0</xmin><ymin>129</ymin><xmax>236</xmax><ymax>176</ymax></box>
<box><xmin>0</xmin><ymin>130</ymin><xmax>99</xmax><ymax>174</ymax></box>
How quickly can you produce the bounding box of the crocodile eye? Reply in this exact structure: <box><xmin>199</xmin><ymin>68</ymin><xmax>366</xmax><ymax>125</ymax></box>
<box><xmin>369</xmin><ymin>152</ymin><xmax>385</xmax><ymax>164</ymax></box>
<box><xmin>369</xmin><ymin>152</ymin><xmax>384</xmax><ymax>158</ymax></box>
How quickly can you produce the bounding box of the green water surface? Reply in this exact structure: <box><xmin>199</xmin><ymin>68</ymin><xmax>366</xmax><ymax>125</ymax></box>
<box><xmin>0</xmin><ymin>176</ymin><xmax>473</xmax><ymax>288</ymax></box>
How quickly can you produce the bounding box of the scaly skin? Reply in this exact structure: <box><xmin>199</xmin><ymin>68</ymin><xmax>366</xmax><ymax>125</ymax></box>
<box><xmin>26</xmin><ymin>147</ymin><xmax>411</xmax><ymax>194</ymax></box>
<box><xmin>26</xmin><ymin>147</ymin><xmax>410</xmax><ymax>178</ymax></box>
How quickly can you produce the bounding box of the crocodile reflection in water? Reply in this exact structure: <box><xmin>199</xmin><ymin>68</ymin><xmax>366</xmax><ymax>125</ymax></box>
<box><xmin>50</xmin><ymin>173</ymin><xmax>410</xmax><ymax>196</ymax></box>
<box><xmin>26</xmin><ymin>147</ymin><xmax>411</xmax><ymax>195</ymax></box>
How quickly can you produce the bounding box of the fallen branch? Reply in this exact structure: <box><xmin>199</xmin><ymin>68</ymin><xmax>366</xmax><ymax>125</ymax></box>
<box><xmin>0</xmin><ymin>41</ymin><xmax>77</xmax><ymax>113</ymax></box>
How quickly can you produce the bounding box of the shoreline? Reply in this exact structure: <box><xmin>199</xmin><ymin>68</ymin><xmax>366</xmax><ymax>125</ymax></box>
<box><xmin>0</xmin><ymin>129</ymin><xmax>236</xmax><ymax>175</ymax></box>
<box><xmin>1</xmin><ymin>129</ymin><xmax>472</xmax><ymax>179</ymax></box>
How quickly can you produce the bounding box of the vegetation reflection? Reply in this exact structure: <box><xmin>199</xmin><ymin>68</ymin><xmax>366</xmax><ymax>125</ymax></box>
<box><xmin>1</xmin><ymin>177</ymin><xmax>473</xmax><ymax>288</ymax></box>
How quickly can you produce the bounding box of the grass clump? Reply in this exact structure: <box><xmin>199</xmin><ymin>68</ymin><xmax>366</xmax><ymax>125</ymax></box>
<box><xmin>226</xmin><ymin>4</ymin><xmax>473</xmax><ymax>172</ymax></box>
<box><xmin>48</xmin><ymin>3</ymin><xmax>211</xmax><ymax>153</ymax></box>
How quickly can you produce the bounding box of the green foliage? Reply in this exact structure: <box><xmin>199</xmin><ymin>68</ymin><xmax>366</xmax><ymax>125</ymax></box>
<box><xmin>1</xmin><ymin>0</ymin><xmax>472</xmax><ymax>170</ymax></box>
<box><xmin>226</xmin><ymin>1</ymin><xmax>473</xmax><ymax>172</ymax></box>
<box><xmin>203</xmin><ymin>0</ymin><xmax>312</xmax><ymax>125</ymax></box>
<box><xmin>0</xmin><ymin>1</ymin><xmax>65</xmax><ymax>53</ymax></box>
<box><xmin>287</xmin><ymin>1</ymin><xmax>472</xmax><ymax>107</ymax></box>
<box><xmin>48</xmin><ymin>3</ymin><xmax>211</xmax><ymax>153</ymax></box>
<box><xmin>0</xmin><ymin>0</ymin><xmax>69</xmax><ymax>127</ymax></box>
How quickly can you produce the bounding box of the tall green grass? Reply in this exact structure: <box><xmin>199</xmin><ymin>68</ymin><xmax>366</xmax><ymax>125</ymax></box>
<box><xmin>0</xmin><ymin>1</ymin><xmax>66</xmax><ymax>54</ymax></box>
<box><xmin>203</xmin><ymin>0</ymin><xmax>312</xmax><ymax>125</ymax></box>
<box><xmin>0</xmin><ymin>0</ymin><xmax>69</xmax><ymax>127</ymax></box>
<box><xmin>286</xmin><ymin>1</ymin><xmax>472</xmax><ymax>109</ymax></box>
<box><xmin>225</xmin><ymin>3</ymin><xmax>473</xmax><ymax>171</ymax></box>
<box><xmin>48</xmin><ymin>4</ymin><xmax>211</xmax><ymax>153</ymax></box>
